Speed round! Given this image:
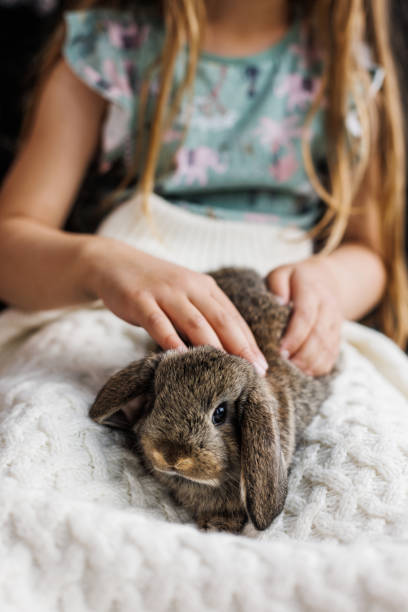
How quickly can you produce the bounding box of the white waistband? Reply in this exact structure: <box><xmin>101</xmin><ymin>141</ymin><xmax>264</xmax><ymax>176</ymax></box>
<box><xmin>97</xmin><ymin>193</ymin><xmax>312</xmax><ymax>276</ymax></box>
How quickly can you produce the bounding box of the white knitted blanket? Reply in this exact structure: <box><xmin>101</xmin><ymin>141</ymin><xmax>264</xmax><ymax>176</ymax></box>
<box><xmin>1</xmin><ymin>194</ymin><xmax>408</xmax><ymax>612</ymax></box>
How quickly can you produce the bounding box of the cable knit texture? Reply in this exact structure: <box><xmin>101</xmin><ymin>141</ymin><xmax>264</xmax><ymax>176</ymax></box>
<box><xmin>1</xmin><ymin>194</ymin><xmax>408</xmax><ymax>611</ymax></box>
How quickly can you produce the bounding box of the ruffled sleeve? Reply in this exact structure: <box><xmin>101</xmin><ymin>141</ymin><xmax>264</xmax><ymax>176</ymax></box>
<box><xmin>63</xmin><ymin>9</ymin><xmax>157</xmax><ymax>170</ymax></box>
<box><xmin>63</xmin><ymin>10</ymin><xmax>150</xmax><ymax>111</ymax></box>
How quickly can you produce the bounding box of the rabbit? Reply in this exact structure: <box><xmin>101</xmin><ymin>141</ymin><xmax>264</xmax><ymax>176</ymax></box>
<box><xmin>89</xmin><ymin>267</ymin><xmax>335</xmax><ymax>534</ymax></box>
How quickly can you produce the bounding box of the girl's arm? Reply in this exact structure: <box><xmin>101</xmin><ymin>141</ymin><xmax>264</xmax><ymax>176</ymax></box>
<box><xmin>267</xmin><ymin>157</ymin><xmax>386</xmax><ymax>376</ymax></box>
<box><xmin>0</xmin><ymin>60</ymin><xmax>267</xmax><ymax>375</ymax></box>
<box><xmin>0</xmin><ymin>60</ymin><xmax>106</xmax><ymax>307</ymax></box>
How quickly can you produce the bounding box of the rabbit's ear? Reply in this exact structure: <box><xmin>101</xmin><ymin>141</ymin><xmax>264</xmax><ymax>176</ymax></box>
<box><xmin>89</xmin><ymin>353</ymin><xmax>163</xmax><ymax>429</ymax></box>
<box><xmin>239</xmin><ymin>383</ymin><xmax>288</xmax><ymax>531</ymax></box>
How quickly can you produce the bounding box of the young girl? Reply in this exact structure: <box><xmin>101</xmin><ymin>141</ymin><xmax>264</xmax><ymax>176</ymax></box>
<box><xmin>0</xmin><ymin>0</ymin><xmax>406</xmax><ymax>378</ymax></box>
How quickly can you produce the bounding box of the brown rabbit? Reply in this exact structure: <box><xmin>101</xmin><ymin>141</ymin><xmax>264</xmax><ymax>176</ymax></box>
<box><xmin>89</xmin><ymin>268</ymin><xmax>334</xmax><ymax>533</ymax></box>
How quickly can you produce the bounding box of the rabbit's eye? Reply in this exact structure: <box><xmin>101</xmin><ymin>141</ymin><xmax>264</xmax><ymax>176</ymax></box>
<box><xmin>212</xmin><ymin>402</ymin><xmax>227</xmax><ymax>425</ymax></box>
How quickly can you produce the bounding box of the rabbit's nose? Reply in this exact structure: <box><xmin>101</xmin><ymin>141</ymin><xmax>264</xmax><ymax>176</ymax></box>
<box><xmin>151</xmin><ymin>444</ymin><xmax>193</xmax><ymax>470</ymax></box>
<box><xmin>161</xmin><ymin>441</ymin><xmax>192</xmax><ymax>466</ymax></box>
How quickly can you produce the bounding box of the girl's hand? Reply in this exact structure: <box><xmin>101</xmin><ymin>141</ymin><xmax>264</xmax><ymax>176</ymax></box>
<box><xmin>84</xmin><ymin>236</ymin><xmax>268</xmax><ymax>375</ymax></box>
<box><xmin>266</xmin><ymin>257</ymin><xmax>343</xmax><ymax>376</ymax></box>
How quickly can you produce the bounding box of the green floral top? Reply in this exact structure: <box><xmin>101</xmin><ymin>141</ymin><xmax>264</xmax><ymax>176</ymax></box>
<box><xmin>63</xmin><ymin>10</ymin><xmax>377</xmax><ymax>228</ymax></box>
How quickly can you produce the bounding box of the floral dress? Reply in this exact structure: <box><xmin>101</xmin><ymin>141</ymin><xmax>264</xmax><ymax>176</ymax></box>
<box><xmin>63</xmin><ymin>9</ymin><xmax>377</xmax><ymax>229</ymax></box>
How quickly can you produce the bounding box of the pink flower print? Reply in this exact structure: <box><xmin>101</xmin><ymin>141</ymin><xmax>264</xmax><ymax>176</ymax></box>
<box><xmin>276</xmin><ymin>74</ymin><xmax>322</xmax><ymax>111</ymax></box>
<box><xmin>106</xmin><ymin>21</ymin><xmax>149</xmax><ymax>50</ymax></box>
<box><xmin>195</xmin><ymin>66</ymin><xmax>228</xmax><ymax>117</ymax></box>
<box><xmin>269</xmin><ymin>149</ymin><xmax>298</xmax><ymax>183</ymax></box>
<box><xmin>253</xmin><ymin>116</ymin><xmax>302</xmax><ymax>153</ymax></box>
<box><xmin>82</xmin><ymin>65</ymin><xmax>122</xmax><ymax>99</ymax></box>
<box><xmin>83</xmin><ymin>65</ymin><xmax>102</xmax><ymax>86</ymax></box>
<box><xmin>103</xmin><ymin>59</ymin><xmax>133</xmax><ymax>99</ymax></box>
<box><xmin>172</xmin><ymin>147</ymin><xmax>227</xmax><ymax>186</ymax></box>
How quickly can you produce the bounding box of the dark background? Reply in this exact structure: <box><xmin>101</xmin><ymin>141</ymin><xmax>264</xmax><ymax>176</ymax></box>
<box><xmin>0</xmin><ymin>3</ymin><xmax>62</xmax><ymax>180</ymax></box>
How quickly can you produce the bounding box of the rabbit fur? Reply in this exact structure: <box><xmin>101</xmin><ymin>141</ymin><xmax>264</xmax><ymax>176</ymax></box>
<box><xmin>89</xmin><ymin>268</ymin><xmax>334</xmax><ymax>533</ymax></box>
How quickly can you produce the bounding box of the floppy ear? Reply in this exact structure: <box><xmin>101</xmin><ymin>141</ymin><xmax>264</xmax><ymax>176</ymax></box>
<box><xmin>89</xmin><ymin>353</ymin><xmax>163</xmax><ymax>429</ymax></box>
<box><xmin>239</xmin><ymin>381</ymin><xmax>288</xmax><ymax>531</ymax></box>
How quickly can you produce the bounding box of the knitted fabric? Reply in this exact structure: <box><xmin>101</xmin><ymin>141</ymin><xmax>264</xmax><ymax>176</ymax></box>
<box><xmin>0</xmin><ymin>194</ymin><xmax>408</xmax><ymax>611</ymax></box>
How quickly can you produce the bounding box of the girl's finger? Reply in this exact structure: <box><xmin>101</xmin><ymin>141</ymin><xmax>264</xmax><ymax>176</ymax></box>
<box><xmin>133</xmin><ymin>295</ymin><xmax>188</xmax><ymax>351</ymax></box>
<box><xmin>193</xmin><ymin>289</ymin><xmax>268</xmax><ymax>374</ymax></box>
<box><xmin>312</xmin><ymin>324</ymin><xmax>341</xmax><ymax>376</ymax></box>
<box><xmin>158</xmin><ymin>294</ymin><xmax>225</xmax><ymax>352</ymax></box>
<box><xmin>211</xmin><ymin>285</ymin><xmax>267</xmax><ymax>355</ymax></box>
<box><xmin>312</xmin><ymin>350</ymin><xmax>338</xmax><ymax>377</ymax></box>
<box><xmin>291</xmin><ymin>329</ymin><xmax>336</xmax><ymax>376</ymax></box>
<box><xmin>280</xmin><ymin>276</ymin><xmax>319</xmax><ymax>357</ymax></box>
<box><xmin>266</xmin><ymin>266</ymin><xmax>293</xmax><ymax>304</ymax></box>
<box><xmin>290</xmin><ymin>305</ymin><xmax>340</xmax><ymax>375</ymax></box>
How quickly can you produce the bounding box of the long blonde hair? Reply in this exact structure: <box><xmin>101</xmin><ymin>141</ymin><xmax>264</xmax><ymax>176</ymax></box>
<box><xmin>31</xmin><ymin>0</ymin><xmax>408</xmax><ymax>347</ymax></box>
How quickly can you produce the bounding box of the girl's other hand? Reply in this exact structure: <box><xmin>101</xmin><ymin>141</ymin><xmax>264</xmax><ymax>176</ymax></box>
<box><xmin>83</xmin><ymin>236</ymin><xmax>268</xmax><ymax>376</ymax></box>
<box><xmin>266</xmin><ymin>257</ymin><xmax>343</xmax><ymax>377</ymax></box>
